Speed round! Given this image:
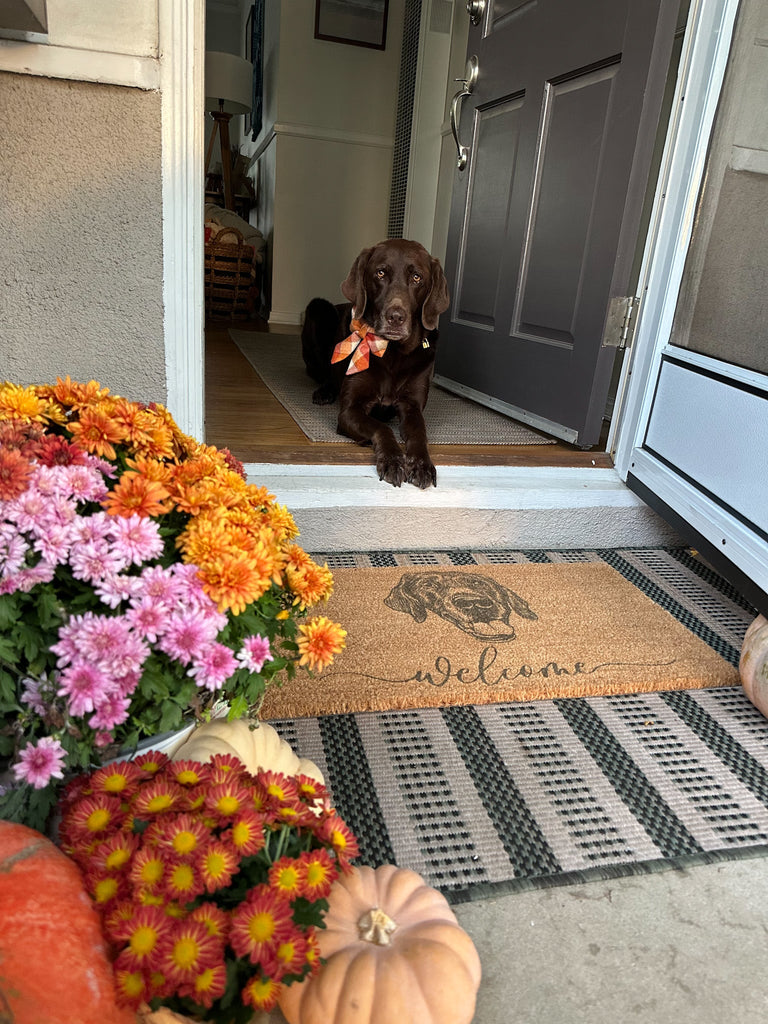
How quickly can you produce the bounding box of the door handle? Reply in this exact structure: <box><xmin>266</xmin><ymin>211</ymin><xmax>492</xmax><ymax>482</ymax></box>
<box><xmin>450</xmin><ymin>55</ymin><xmax>479</xmax><ymax>171</ymax></box>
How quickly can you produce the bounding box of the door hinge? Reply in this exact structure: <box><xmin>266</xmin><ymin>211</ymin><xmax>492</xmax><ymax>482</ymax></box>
<box><xmin>601</xmin><ymin>295</ymin><xmax>640</xmax><ymax>350</ymax></box>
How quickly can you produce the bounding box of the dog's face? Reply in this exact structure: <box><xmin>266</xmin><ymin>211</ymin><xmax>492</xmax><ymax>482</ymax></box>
<box><xmin>341</xmin><ymin>239</ymin><xmax>450</xmax><ymax>343</ymax></box>
<box><xmin>384</xmin><ymin>571</ymin><xmax>538</xmax><ymax>642</ymax></box>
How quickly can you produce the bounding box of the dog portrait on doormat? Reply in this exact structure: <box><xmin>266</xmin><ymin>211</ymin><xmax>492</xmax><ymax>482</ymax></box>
<box><xmin>301</xmin><ymin>238</ymin><xmax>450</xmax><ymax>489</ymax></box>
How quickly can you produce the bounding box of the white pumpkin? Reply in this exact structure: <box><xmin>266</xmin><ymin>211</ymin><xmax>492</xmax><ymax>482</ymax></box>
<box><xmin>171</xmin><ymin>718</ymin><xmax>324</xmax><ymax>785</ymax></box>
<box><xmin>740</xmin><ymin>614</ymin><xmax>768</xmax><ymax>718</ymax></box>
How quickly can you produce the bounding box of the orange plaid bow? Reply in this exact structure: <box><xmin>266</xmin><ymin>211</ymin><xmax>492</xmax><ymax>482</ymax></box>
<box><xmin>331</xmin><ymin>319</ymin><xmax>389</xmax><ymax>375</ymax></box>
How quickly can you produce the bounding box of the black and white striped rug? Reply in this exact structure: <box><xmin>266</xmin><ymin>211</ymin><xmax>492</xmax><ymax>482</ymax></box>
<box><xmin>271</xmin><ymin>547</ymin><xmax>768</xmax><ymax>904</ymax></box>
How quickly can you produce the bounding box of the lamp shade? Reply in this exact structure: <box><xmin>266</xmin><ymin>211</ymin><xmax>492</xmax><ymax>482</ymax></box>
<box><xmin>205</xmin><ymin>50</ymin><xmax>253</xmax><ymax>114</ymax></box>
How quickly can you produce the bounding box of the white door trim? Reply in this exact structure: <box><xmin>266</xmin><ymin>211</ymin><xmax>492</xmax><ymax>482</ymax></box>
<box><xmin>611</xmin><ymin>0</ymin><xmax>741</xmax><ymax>477</ymax></box>
<box><xmin>161</xmin><ymin>0</ymin><xmax>205</xmax><ymax>439</ymax></box>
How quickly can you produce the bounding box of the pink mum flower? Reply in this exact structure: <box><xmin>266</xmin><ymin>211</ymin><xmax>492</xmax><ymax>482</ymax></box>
<box><xmin>58</xmin><ymin>659</ymin><xmax>113</xmax><ymax>716</ymax></box>
<box><xmin>159</xmin><ymin>611</ymin><xmax>220</xmax><ymax>666</ymax></box>
<box><xmin>125</xmin><ymin>596</ymin><xmax>172</xmax><ymax>643</ymax></box>
<box><xmin>12</xmin><ymin>736</ymin><xmax>66</xmax><ymax>789</ymax></box>
<box><xmin>188</xmin><ymin>642</ymin><xmax>238</xmax><ymax>692</ymax></box>
<box><xmin>109</xmin><ymin>513</ymin><xmax>164</xmax><ymax>566</ymax></box>
<box><xmin>69</xmin><ymin>538</ymin><xmax>127</xmax><ymax>582</ymax></box>
<box><xmin>237</xmin><ymin>634</ymin><xmax>273</xmax><ymax>674</ymax></box>
<box><xmin>89</xmin><ymin>691</ymin><xmax>131</xmax><ymax>731</ymax></box>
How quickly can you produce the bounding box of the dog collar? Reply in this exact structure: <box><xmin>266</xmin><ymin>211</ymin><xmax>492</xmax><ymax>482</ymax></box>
<box><xmin>332</xmin><ymin>319</ymin><xmax>389</xmax><ymax>375</ymax></box>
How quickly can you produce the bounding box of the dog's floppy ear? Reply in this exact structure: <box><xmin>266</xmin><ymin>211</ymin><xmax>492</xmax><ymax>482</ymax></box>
<box><xmin>384</xmin><ymin>579</ymin><xmax>428</xmax><ymax>623</ymax></box>
<box><xmin>421</xmin><ymin>257</ymin><xmax>450</xmax><ymax>331</ymax></box>
<box><xmin>341</xmin><ymin>247</ymin><xmax>372</xmax><ymax>315</ymax></box>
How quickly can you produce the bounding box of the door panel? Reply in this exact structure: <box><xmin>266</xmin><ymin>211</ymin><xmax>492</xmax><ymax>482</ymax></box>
<box><xmin>455</xmin><ymin>96</ymin><xmax>524</xmax><ymax>328</ymax></box>
<box><xmin>437</xmin><ymin>0</ymin><xmax>679</xmax><ymax>445</ymax></box>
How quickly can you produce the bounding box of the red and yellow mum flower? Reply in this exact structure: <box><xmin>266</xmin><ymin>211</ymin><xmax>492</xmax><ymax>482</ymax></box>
<box><xmin>154</xmin><ymin>813</ymin><xmax>210</xmax><ymax>859</ymax></box>
<box><xmin>63</xmin><ymin>793</ymin><xmax>124</xmax><ymax>838</ymax></box>
<box><xmin>204</xmin><ymin>778</ymin><xmax>253</xmax><ymax>819</ymax></box>
<box><xmin>316</xmin><ymin>813</ymin><xmax>360</xmax><ymax>873</ymax></box>
<box><xmin>190</xmin><ymin>902</ymin><xmax>230</xmax><ymax>944</ymax></box>
<box><xmin>113</xmin><ymin>905</ymin><xmax>172</xmax><ymax>971</ymax></box>
<box><xmin>165</xmin><ymin>859</ymin><xmax>206</xmax><ymax>903</ymax></box>
<box><xmin>198</xmin><ymin>839</ymin><xmax>239</xmax><ymax>894</ymax></box>
<box><xmin>298</xmin><ymin>848</ymin><xmax>337</xmax><ymax>901</ymax></box>
<box><xmin>229</xmin><ymin>886</ymin><xmax>294</xmax><ymax>964</ymax></box>
<box><xmin>89</xmin><ymin>760</ymin><xmax>143</xmax><ymax>799</ymax></box>
<box><xmin>178</xmin><ymin>962</ymin><xmax>228</xmax><ymax>1009</ymax></box>
<box><xmin>224</xmin><ymin>808</ymin><xmax>267</xmax><ymax>857</ymax></box>
<box><xmin>89</xmin><ymin>831</ymin><xmax>140</xmax><ymax>874</ymax></box>
<box><xmin>132</xmin><ymin>751</ymin><xmax>171</xmax><ymax>777</ymax></box>
<box><xmin>297</xmin><ymin>616</ymin><xmax>347</xmax><ymax>673</ymax></box>
<box><xmin>132</xmin><ymin>779</ymin><xmax>186</xmax><ymax>817</ymax></box>
<box><xmin>161</xmin><ymin>919</ymin><xmax>222</xmax><ymax>985</ymax></box>
<box><xmin>257</xmin><ymin>770</ymin><xmax>299</xmax><ymax>809</ymax></box>
<box><xmin>129</xmin><ymin>847</ymin><xmax>167</xmax><ymax>892</ymax></box>
<box><xmin>268</xmin><ymin>857</ymin><xmax>303</xmax><ymax>899</ymax></box>
<box><xmin>274</xmin><ymin>929</ymin><xmax>309</xmax><ymax>982</ymax></box>
<box><xmin>112</xmin><ymin>965</ymin><xmax>149</xmax><ymax>1010</ymax></box>
<box><xmin>241</xmin><ymin>972</ymin><xmax>283</xmax><ymax>1013</ymax></box>
<box><xmin>168</xmin><ymin>759</ymin><xmax>210</xmax><ymax>789</ymax></box>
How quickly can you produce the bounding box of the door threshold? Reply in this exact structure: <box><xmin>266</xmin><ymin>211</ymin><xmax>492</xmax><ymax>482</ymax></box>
<box><xmin>245</xmin><ymin>463</ymin><xmax>683</xmax><ymax>552</ymax></box>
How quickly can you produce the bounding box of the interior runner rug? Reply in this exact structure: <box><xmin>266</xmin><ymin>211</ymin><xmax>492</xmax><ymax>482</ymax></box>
<box><xmin>260</xmin><ymin>551</ymin><xmax>742</xmax><ymax>720</ymax></box>
<box><xmin>263</xmin><ymin>547</ymin><xmax>767</xmax><ymax>903</ymax></box>
<box><xmin>229</xmin><ymin>328</ymin><xmax>554</xmax><ymax>444</ymax></box>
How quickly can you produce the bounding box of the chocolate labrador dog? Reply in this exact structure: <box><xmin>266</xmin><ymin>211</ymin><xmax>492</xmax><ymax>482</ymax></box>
<box><xmin>301</xmin><ymin>239</ymin><xmax>450</xmax><ymax>488</ymax></box>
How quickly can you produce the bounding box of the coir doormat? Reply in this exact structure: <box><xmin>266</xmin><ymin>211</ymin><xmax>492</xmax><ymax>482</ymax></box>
<box><xmin>261</xmin><ymin>560</ymin><xmax>740</xmax><ymax>720</ymax></box>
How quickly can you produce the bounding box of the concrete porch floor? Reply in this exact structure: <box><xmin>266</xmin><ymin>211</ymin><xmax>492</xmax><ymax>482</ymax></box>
<box><xmin>260</xmin><ymin>854</ymin><xmax>768</xmax><ymax>1023</ymax></box>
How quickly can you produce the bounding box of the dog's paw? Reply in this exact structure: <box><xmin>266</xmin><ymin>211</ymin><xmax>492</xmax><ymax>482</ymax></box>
<box><xmin>312</xmin><ymin>384</ymin><xmax>337</xmax><ymax>405</ymax></box>
<box><xmin>377</xmin><ymin>452</ymin><xmax>408</xmax><ymax>487</ymax></box>
<box><xmin>406</xmin><ymin>456</ymin><xmax>437</xmax><ymax>489</ymax></box>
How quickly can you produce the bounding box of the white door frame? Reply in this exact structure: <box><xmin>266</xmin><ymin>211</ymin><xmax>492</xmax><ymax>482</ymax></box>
<box><xmin>170</xmin><ymin>0</ymin><xmax>739</xmax><ymax>496</ymax></box>
<box><xmin>162</xmin><ymin>0</ymin><xmax>205</xmax><ymax>440</ymax></box>
<box><xmin>611</xmin><ymin>0</ymin><xmax>741</xmax><ymax>475</ymax></box>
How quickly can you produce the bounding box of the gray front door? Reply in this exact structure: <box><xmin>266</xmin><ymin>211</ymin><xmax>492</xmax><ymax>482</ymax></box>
<box><xmin>435</xmin><ymin>0</ymin><xmax>680</xmax><ymax>446</ymax></box>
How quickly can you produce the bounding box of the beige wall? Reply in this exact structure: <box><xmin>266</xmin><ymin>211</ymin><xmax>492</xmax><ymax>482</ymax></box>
<box><xmin>671</xmin><ymin>0</ymin><xmax>768</xmax><ymax>375</ymax></box>
<box><xmin>242</xmin><ymin>0</ymin><xmax>404</xmax><ymax>323</ymax></box>
<box><xmin>0</xmin><ymin>70</ymin><xmax>165</xmax><ymax>399</ymax></box>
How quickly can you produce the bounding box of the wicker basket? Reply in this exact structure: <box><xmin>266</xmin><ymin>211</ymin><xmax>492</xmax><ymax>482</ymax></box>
<box><xmin>204</xmin><ymin>227</ymin><xmax>257</xmax><ymax>320</ymax></box>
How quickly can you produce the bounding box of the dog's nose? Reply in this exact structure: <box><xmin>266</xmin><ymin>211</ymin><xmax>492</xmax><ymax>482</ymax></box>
<box><xmin>385</xmin><ymin>307</ymin><xmax>406</xmax><ymax>328</ymax></box>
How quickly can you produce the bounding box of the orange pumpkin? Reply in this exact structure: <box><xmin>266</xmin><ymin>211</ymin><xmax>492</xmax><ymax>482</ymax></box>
<box><xmin>278</xmin><ymin>864</ymin><xmax>482</xmax><ymax>1024</ymax></box>
<box><xmin>0</xmin><ymin>820</ymin><xmax>134</xmax><ymax>1024</ymax></box>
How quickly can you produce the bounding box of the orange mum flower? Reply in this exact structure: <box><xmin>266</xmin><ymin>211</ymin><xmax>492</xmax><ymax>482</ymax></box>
<box><xmin>197</xmin><ymin>547</ymin><xmax>274</xmax><ymax>615</ymax></box>
<box><xmin>287</xmin><ymin>559</ymin><xmax>334</xmax><ymax>609</ymax></box>
<box><xmin>103</xmin><ymin>471</ymin><xmax>171</xmax><ymax>518</ymax></box>
<box><xmin>0</xmin><ymin>446</ymin><xmax>33</xmax><ymax>500</ymax></box>
<box><xmin>67</xmin><ymin>406</ymin><xmax>123</xmax><ymax>459</ymax></box>
<box><xmin>49</xmin><ymin>375</ymin><xmax>110</xmax><ymax>409</ymax></box>
<box><xmin>0</xmin><ymin>382</ymin><xmax>47</xmax><ymax>422</ymax></box>
<box><xmin>297</xmin><ymin>616</ymin><xmax>347</xmax><ymax>672</ymax></box>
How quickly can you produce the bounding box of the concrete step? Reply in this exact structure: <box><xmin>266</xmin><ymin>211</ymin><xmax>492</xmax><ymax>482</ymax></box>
<box><xmin>244</xmin><ymin>463</ymin><xmax>682</xmax><ymax>552</ymax></box>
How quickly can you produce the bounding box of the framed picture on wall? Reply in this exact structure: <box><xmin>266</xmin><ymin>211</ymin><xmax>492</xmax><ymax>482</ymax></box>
<box><xmin>314</xmin><ymin>0</ymin><xmax>388</xmax><ymax>50</ymax></box>
<box><xmin>244</xmin><ymin>0</ymin><xmax>264</xmax><ymax>140</ymax></box>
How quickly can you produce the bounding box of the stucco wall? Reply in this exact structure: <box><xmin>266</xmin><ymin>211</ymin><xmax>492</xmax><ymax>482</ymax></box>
<box><xmin>0</xmin><ymin>70</ymin><xmax>166</xmax><ymax>401</ymax></box>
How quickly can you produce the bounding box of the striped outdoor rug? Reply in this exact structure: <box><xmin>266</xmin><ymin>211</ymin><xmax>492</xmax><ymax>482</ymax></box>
<box><xmin>269</xmin><ymin>547</ymin><xmax>768</xmax><ymax>904</ymax></box>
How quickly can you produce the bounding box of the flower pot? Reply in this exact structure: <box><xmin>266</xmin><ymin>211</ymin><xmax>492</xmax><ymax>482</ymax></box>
<box><xmin>739</xmin><ymin>614</ymin><xmax>768</xmax><ymax>718</ymax></box>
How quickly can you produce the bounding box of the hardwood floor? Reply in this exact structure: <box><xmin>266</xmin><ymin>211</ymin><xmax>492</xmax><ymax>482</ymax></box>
<box><xmin>204</xmin><ymin>319</ymin><xmax>614</xmax><ymax>468</ymax></box>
